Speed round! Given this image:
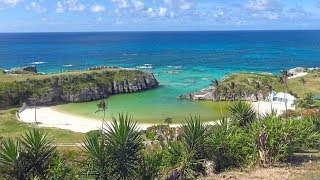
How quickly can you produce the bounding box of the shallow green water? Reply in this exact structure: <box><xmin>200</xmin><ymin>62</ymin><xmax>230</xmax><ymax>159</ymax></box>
<box><xmin>54</xmin><ymin>87</ymin><xmax>229</xmax><ymax>124</ymax></box>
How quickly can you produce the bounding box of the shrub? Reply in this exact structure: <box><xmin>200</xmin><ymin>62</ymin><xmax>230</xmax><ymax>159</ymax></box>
<box><xmin>250</xmin><ymin>116</ymin><xmax>320</xmax><ymax>166</ymax></box>
<box><xmin>229</xmin><ymin>101</ymin><xmax>257</xmax><ymax>128</ymax></box>
<box><xmin>280</xmin><ymin>109</ymin><xmax>300</xmax><ymax>119</ymax></box>
<box><xmin>205</xmin><ymin>118</ymin><xmax>257</xmax><ymax>170</ymax></box>
<box><xmin>138</xmin><ymin>150</ymin><xmax>163</xmax><ymax>179</ymax></box>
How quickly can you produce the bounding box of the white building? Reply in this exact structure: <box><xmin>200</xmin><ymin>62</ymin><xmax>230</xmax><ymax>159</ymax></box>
<box><xmin>269</xmin><ymin>91</ymin><xmax>297</xmax><ymax>109</ymax></box>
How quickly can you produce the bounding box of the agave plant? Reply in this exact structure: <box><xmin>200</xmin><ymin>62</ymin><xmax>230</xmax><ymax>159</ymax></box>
<box><xmin>21</xmin><ymin>128</ymin><xmax>57</xmax><ymax>178</ymax></box>
<box><xmin>103</xmin><ymin>113</ymin><xmax>142</xmax><ymax>179</ymax></box>
<box><xmin>229</xmin><ymin>101</ymin><xmax>257</xmax><ymax>128</ymax></box>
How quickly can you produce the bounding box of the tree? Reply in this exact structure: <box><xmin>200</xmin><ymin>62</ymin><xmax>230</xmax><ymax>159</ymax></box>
<box><xmin>210</xmin><ymin>79</ymin><xmax>223</xmax><ymax>118</ymax></box>
<box><xmin>164</xmin><ymin>117</ymin><xmax>173</xmax><ymax>126</ymax></box>
<box><xmin>279</xmin><ymin>70</ymin><xmax>289</xmax><ymax>111</ymax></box>
<box><xmin>267</xmin><ymin>85</ymin><xmax>273</xmax><ymax>111</ymax></box>
<box><xmin>299</xmin><ymin>77</ymin><xmax>307</xmax><ymax>99</ymax></box>
<box><xmin>95</xmin><ymin>100</ymin><xmax>108</xmax><ymax>130</ymax></box>
<box><xmin>228</xmin><ymin>82</ymin><xmax>237</xmax><ymax>101</ymax></box>
<box><xmin>255</xmin><ymin>81</ymin><xmax>262</xmax><ymax>119</ymax></box>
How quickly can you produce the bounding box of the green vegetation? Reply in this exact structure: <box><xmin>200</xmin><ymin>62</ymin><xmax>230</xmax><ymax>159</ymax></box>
<box><xmin>0</xmin><ymin>69</ymin><xmax>154</xmax><ymax>109</ymax></box>
<box><xmin>1</xmin><ymin>102</ymin><xmax>319</xmax><ymax>179</ymax></box>
<box><xmin>220</xmin><ymin>71</ymin><xmax>320</xmax><ymax>99</ymax></box>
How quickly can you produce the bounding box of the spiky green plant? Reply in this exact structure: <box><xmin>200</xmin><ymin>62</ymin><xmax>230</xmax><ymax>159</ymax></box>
<box><xmin>229</xmin><ymin>101</ymin><xmax>257</xmax><ymax>128</ymax></box>
<box><xmin>205</xmin><ymin>118</ymin><xmax>257</xmax><ymax>170</ymax></box>
<box><xmin>0</xmin><ymin>138</ymin><xmax>24</xmax><ymax>179</ymax></box>
<box><xmin>103</xmin><ymin>113</ymin><xmax>142</xmax><ymax>179</ymax></box>
<box><xmin>138</xmin><ymin>150</ymin><xmax>163</xmax><ymax>180</ymax></box>
<box><xmin>182</xmin><ymin>115</ymin><xmax>208</xmax><ymax>159</ymax></box>
<box><xmin>83</xmin><ymin>132</ymin><xmax>109</xmax><ymax>179</ymax></box>
<box><xmin>163</xmin><ymin>141</ymin><xmax>201</xmax><ymax>179</ymax></box>
<box><xmin>21</xmin><ymin>128</ymin><xmax>56</xmax><ymax>178</ymax></box>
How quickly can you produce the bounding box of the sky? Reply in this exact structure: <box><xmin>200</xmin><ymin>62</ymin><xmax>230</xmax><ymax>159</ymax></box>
<box><xmin>0</xmin><ymin>0</ymin><xmax>320</xmax><ymax>32</ymax></box>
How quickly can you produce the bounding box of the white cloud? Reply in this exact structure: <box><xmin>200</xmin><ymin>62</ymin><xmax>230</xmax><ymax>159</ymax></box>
<box><xmin>132</xmin><ymin>0</ymin><xmax>144</xmax><ymax>11</ymax></box>
<box><xmin>26</xmin><ymin>1</ymin><xmax>47</xmax><ymax>14</ymax></box>
<box><xmin>55</xmin><ymin>0</ymin><xmax>85</xmax><ymax>13</ymax></box>
<box><xmin>179</xmin><ymin>0</ymin><xmax>193</xmax><ymax>10</ymax></box>
<box><xmin>56</xmin><ymin>1</ymin><xmax>64</xmax><ymax>13</ymax></box>
<box><xmin>158</xmin><ymin>7</ymin><xmax>167</xmax><ymax>16</ymax></box>
<box><xmin>111</xmin><ymin>0</ymin><xmax>129</xmax><ymax>9</ymax></box>
<box><xmin>0</xmin><ymin>0</ymin><xmax>22</xmax><ymax>7</ymax></box>
<box><xmin>97</xmin><ymin>17</ymin><xmax>102</xmax><ymax>21</ymax></box>
<box><xmin>245</xmin><ymin>0</ymin><xmax>283</xmax><ymax>12</ymax></box>
<box><xmin>114</xmin><ymin>20</ymin><xmax>123</xmax><ymax>25</ymax></box>
<box><xmin>90</xmin><ymin>4</ymin><xmax>105</xmax><ymax>13</ymax></box>
<box><xmin>146</xmin><ymin>7</ymin><xmax>156</xmax><ymax>17</ymax></box>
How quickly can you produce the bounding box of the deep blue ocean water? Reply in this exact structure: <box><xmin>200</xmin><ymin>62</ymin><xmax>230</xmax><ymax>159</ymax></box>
<box><xmin>1</xmin><ymin>31</ymin><xmax>320</xmax><ymax>121</ymax></box>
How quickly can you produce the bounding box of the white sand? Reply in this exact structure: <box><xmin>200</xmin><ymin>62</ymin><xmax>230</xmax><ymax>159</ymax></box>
<box><xmin>18</xmin><ymin>106</ymin><xmax>217</xmax><ymax>133</ymax></box>
<box><xmin>251</xmin><ymin>101</ymin><xmax>295</xmax><ymax>116</ymax></box>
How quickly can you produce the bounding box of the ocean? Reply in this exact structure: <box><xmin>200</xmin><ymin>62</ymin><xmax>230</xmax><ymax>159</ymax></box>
<box><xmin>1</xmin><ymin>31</ymin><xmax>320</xmax><ymax>122</ymax></box>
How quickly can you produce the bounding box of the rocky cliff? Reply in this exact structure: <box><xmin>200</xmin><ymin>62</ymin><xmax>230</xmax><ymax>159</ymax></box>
<box><xmin>0</xmin><ymin>69</ymin><xmax>158</xmax><ymax>108</ymax></box>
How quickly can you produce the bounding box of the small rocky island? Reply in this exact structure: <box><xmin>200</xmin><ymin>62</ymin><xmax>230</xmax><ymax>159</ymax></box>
<box><xmin>0</xmin><ymin>66</ymin><xmax>158</xmax><ymax>109</ymax></box>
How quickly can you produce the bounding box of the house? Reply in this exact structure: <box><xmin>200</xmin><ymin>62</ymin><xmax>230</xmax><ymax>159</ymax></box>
<box><xmin>269</xmin><ymin>91</ymin><xmax>297</xmax><ymax>109</ymax></box>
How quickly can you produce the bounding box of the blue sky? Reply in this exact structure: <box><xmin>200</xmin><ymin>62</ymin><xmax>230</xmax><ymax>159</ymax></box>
<box><xmin>0</xmin><ymin>0</ymin><xmax>320</xmax><ymax>32</ymax></box>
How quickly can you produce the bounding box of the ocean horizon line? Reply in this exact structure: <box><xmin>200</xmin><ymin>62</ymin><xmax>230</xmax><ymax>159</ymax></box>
<box><xmin>1</xmin><ymin>29</ymin><xmax>320</xmax><ymax>34</ymax></box>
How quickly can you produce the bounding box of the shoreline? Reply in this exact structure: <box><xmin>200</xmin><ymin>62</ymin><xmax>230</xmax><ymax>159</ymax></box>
<box><xmin>18</xmin><ymin>106</ymin><xmax>218</xmax><ymax>133</ymax></box>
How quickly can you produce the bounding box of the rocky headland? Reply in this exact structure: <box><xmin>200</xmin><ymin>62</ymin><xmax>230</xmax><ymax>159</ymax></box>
<box><xmin>180</xmin><ymin>67</ymin><xmax>319</xmax><ymax>102</ymax></box>
<box><xmin>0</xmin><ymin>66</ymin><xmax>158</xmax><ymax>109</ymax></box>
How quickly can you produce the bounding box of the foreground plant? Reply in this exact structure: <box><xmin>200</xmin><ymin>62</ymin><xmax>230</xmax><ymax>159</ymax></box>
<box><xmin>84</xmin><ymin>113</ymin><xmax>142</xmax><ymax>179</ymax></box>
<box><xmin>250</xmin><ymin>115</ymin><xmax>320</xmax><ymax>167</ymax></box>
<box><xmin>0</xmin><ymin>129</ymin><xmax>56</xmax><ymax>179</ymax></box>
<box><xmin>229</xmin><ymin>101</ymin><xmax>257</xmax><ymax>128</ymax></box>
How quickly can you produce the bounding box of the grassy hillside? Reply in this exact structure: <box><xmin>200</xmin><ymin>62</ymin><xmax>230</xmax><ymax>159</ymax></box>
<box><xmin>220</xmin><ymin>71</ymin><xmax>320</xmax><ymax>98</ymax></box>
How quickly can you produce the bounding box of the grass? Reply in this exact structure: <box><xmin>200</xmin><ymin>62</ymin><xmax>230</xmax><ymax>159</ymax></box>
<box><xmin>221</xmin><ymin>71</ymin><xmax>320</xmax><ymax>98</ymax></box>
<box><xmin>0</xmin><ymin>67</ymin><xmax>121</xmax><ymax>83</ymax></box>
<box><xmin>0</xmin><ymin>108</ymin><xmax>84</xmax><ymax>144</ymax></box>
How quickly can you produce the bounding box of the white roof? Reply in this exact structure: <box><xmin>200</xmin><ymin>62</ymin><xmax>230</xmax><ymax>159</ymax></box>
<box><xmin>274</xmin><ymin>92</ymin><xmax>296</xmax><ymax>101</ymax></box>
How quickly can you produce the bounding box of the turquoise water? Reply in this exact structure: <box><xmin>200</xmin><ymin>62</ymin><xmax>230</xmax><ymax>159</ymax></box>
<box><xmin>1</xmin><ymin>31</ymin><xmax>320</xmax><ymax>122</ymax></box>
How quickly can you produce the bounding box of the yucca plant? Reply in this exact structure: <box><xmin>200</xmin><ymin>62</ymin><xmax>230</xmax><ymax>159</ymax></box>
<box><xmin>163</xmin><ymin>141</ymin><xmax>201</xmax><ymax>179</ymax></box>
<box><xmin>205</xmin><ymin>118</ymin><xmax>257</xmax><ymax>170</ymax></box>
<box><xmin>0</xmin><ymin>138</ymin><xmax>25</xmax><ymax>179</ymax></box>
<box><xmin>250</xmin><ymin>115</ymin><xmax>320</xmax><ymax>166</ymax></box>
<box><xmin>182</xmin><ymin>115</ymin><xmax>208</xmax><ymax>159</ymax></box>
<box><xmin>21</xmin><ymin>128</ymin><xmax>57</xmax><ymax>178</ymax></box>
<box><xmin>83</xmin><ymin>132</ymin><xmax>109</xmax><ymax>179</ymax></box>
<box><xmin>229</xmin><ymin>101</ymin><xmax>257</xmax><ymax>128</ymax></box>
<box><xmin>138</xmin><ymin>150</ymin><xmax>163</xmax><ymax>180</ymax></box>
<box><xmin>103</xmin><ymin>113</ymin><xmax>142</xmax><ymax>179</ymax></box>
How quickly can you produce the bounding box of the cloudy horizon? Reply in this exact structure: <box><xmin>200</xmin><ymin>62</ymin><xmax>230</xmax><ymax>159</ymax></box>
<box><xmin>1</xmin><ymin>0</ymin><xmax>320</xmax><ymax>32</ymax></box>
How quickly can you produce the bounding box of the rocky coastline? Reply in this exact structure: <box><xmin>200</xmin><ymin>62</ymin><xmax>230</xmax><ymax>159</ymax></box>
<box><xmin>0</xmin><ymin>66</ymin><xmax>158</xmax><ymax>109</ymax></box>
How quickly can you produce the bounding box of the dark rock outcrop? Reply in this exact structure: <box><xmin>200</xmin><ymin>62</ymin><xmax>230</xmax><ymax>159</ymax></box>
<box><xmin>8</xmin><ymin>66</ymin><xmax>37</xmax><ymax>74</ymax></box>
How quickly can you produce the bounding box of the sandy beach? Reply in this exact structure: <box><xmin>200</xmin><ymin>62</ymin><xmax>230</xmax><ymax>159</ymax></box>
<box><xmin>18</xmin><ymin>106</ymin><xmax>217</xmax><ymax>133</ymax></box>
